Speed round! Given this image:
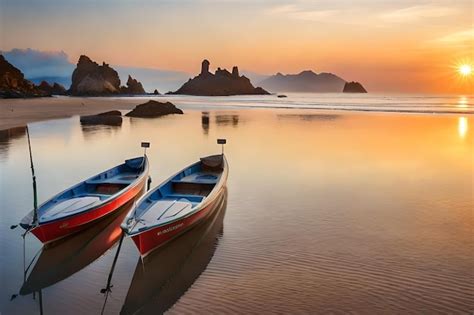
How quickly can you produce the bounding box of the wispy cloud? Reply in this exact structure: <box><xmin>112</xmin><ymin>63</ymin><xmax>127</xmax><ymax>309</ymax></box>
<box><xmin>430</xmin><ymin>29</ymin><xmax>474</xmax><ymax>44</ymax></box>
<box><xmin>380</xmin><ymin>4</ymin><xmax>458</xmax><ymax>22</ymax></box>
<box><xmin>267</xmin><ymin>4</ymin><xmax>337</xmax><ymax>22</ymax></box>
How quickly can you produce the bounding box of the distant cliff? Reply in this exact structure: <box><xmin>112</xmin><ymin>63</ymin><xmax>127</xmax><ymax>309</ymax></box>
<box><xmin>343</xmin><ymin>81</ymin><xmax>367</xmax><ymax>93</ymax></box>
<box><xmin>0</xmin><ymin>55</ymin><xmax>50</xmax><ymax>98</ymax></box>
<box><xmin>37</xmin><ymin>81</ymin><xmax>67</xmax><ymax>95</ymax></box>
<box><xmin>69</xmin><ymin>55</ymin><xmax>146</xmax><ymax>96</ymax></box>
<box><xmin>169</xmin><ymin>60</ymin><xmax>269</xmax><ymax>96</ymax></box>
<box><xmin>259</xmin><ymin>70</ymin><xmax>347</xmax><ymax>93</ymax></box>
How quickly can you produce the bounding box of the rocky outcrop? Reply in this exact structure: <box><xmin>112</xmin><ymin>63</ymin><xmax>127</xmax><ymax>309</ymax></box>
<box><xmin>69</xmin><ymin>55</ymin><xmax>146</xmax><ymax>96</ymax></box>
<box><xmin>0</xmin><ymin>55</ymin><xmax>50</xmax><ymax>98</ymax></box>
<box><xmin>80</xmin><ymin>110</ymin><xmax>122</xmax><ymax>126</ymax></box>
<box><xmin>37</xmin><ymin>81</ymin><xmax>67</xmax><ymax>95</ymax></box>
<box><xmin>121</xmin><ymin>75</ymin><xmax>146</xmax><ymax>94</ymax></box>
<box><xmin>153</xmin><ymin>89</ymin><xmax>160</xmax><ymax>95</ymax></box>
<box><xmin>169</xmin><ymin>60</ymin><xmax>270</xmax><ymax>96</ymax></box>
<box><xmin>125</xmin><ymin>100</ymin><xmax>183</xmax><ymax>118</ymax></box>
<box><xmin>259</xmin><ymin>70</ymin><xmax>347</xmax><ymax>93</ymax></box>
<box><xmin>343</xmin><ymin>81</ymin><xmax>367</xmax><ymax>93</ymax></box>
<box><xmin>69</xmin><ymin>55</ymin><xmax>120</xmax><ymax>95</ymax></box>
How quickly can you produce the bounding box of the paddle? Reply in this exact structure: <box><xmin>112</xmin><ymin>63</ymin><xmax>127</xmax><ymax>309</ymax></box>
<box><xmin>11</xmin><ymin>125</ymin><xmax>39</xmax><ymax>230</ymax></box>
<box><xmin>101</xmin><ymin>141</ymin><xmax>151</xmax><ymax>314</ymax></box>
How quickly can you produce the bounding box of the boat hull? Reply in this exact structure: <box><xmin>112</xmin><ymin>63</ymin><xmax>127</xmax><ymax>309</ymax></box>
<box><xmin>30</xmin><ymin>178</ymin><xmax>147</xmax><ymax>244</ymax></box>
<box><xmin>130</xmin><ymin>186</ymin><xmax>225</xmax><ymax>257</ymax></box>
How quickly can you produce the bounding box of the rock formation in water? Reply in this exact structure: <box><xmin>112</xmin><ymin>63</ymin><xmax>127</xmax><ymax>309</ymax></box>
<box><xmin>69</xmin><ymin>55</ymin><xmax>146</xmax><ymax>96</ymax></box>
<box><xmin>169</xmin><ymin>60</ymin><xmax>269</xmax><ymax>96</ymax></box>
<box><xmin>121</xmin><ymin>75</ymin><xmax>146</xmax><ymax>94</ymax></box>
<box><xmin>80</xmin><ymin>110</ymin><xmax>122</xmax><ymax>126</ymax></box>
<box><xmin>125</xmin><ymin>100</ymin><xmax>183</xmax><ymax>118</ymax></box>
<box><xmin>37</xmin><ymin>81</ymin><xmax>67</xmax><ymax>95</ymax></box>
<box><xmin>0</xmin><ymin>55</ymin><xmax>50</xmax><ymax>98</ymax></box>
<box><xmin>153</xmin><ymin>89</ymin><xmax>160</xmax><ymax>95</ymax></box>
<box><xmin>343</xmin><ymin>81</ymin><xmax>367</xmax><ymax>93</ymax></box>
<box><xmin>259</xmin><ymin>70</ymin><xmax>347</xmax><ymax>93</ymax></box>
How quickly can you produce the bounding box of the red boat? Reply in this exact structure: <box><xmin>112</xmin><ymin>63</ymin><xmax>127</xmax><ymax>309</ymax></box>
<box><xmin>122</xmin><ymin>150</ymin><xmax>228</xmax><ymax>257</ymax></box>
<box><xmin>20</xmin><ymin>156</ymin><xmax>149</xmax><ymax>244</ymax></box>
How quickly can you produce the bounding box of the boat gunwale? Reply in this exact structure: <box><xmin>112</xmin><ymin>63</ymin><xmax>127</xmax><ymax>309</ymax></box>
<box><xmin>138</xmin><ymin>187</ymin><xmax>227</xmax><ymax>258</ymax></box>
<box><xmin>25</xmin><ymin>156</ymin><xmax>149</xmax><ymax>227</ymax></box>
<box><xmin>122</xmin><ymin>154</ymin><xmax>228</xmax><ymax>237</ymax></box>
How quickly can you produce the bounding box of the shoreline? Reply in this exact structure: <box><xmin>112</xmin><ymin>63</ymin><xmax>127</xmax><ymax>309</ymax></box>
<box><xmin>1</xmin><ymin>95</ymin><xmax>472</xmax><ymax>131</ymax></box>
<box><xmin>0</xmin><ymin>96</ymin><xmax>145</xmax><ymax>131</ymax></box>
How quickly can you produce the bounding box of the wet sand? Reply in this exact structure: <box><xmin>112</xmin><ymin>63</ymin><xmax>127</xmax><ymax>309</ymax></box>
<box><xmin>0</xmin><ymin>96</ymin><xmax>146</xmax><ymax>130</ymax></box>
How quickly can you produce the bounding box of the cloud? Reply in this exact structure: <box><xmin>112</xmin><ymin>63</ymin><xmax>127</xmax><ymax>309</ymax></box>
<box><xmin>1</xmin><ymin>48</ymin><xmax>75</xmax><ymax>79</ymax></box>
<box><xmin>0</xmin><ymin>48</ymin><xmax>190</xmax><ymax>91</ymax></box>
<box><xmin>431</xmin><ymin>29</ymin><xmax>474</xmax><ymax>44</ymax></box>
<box><xmin>380</xmin><ymin>5</ymin><xmax>458</xmax><ymax>22</ymax></box>
<box><xmin>267</xmin><ymin>4</ymin><xmax>337</xmax><ymax>21</ymax></box>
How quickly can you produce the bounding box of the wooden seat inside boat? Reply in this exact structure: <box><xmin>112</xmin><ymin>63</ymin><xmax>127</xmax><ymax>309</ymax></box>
<box><xmin>85</xmin><ymin>173</ymin><xmax>140</xmax><ymax>185</ymax></box>
<box><xmin>40</xmin><ymin>196</ymin><xmax>102</xmax><ymax>222</ymax></box>
<box><xmin>136</xmin><ymin>199</ymin><xmax>195</xmax><ymax>229</ymax></box>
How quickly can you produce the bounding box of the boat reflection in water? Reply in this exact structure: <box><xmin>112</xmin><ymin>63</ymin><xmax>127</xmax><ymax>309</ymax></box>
<box><xmin>20</xmin><ymin>195</ymin><xmax>141</xmax><ymax>296</ymax></box>
<box><xmin>120</xmin><ymin>189</ymin><xmax>227</xmax><ymax>315</ymax></box>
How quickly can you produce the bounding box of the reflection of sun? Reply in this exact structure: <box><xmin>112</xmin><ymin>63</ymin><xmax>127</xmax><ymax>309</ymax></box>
<box><xmin>458</xmin><ymin>96</ymin><xmax>468</xmax><ymax>108</ymax></box>
<box><xmin>458</xmin><ymin>117</ymin><xmax>468</xmax><ymax>138</ymax></box>
<box><xmin>459</xmin><ymin>64</ymin><xmax>472</xmax><ymax>76</ymax></box>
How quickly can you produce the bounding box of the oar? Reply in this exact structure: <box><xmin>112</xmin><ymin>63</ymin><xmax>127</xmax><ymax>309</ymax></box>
<box><xmin>100</xmin><ymin>230</ymin><xmax>125</xmax><ymax>314</ymax></box>
<box><xmin>26</xmin><ymin>125</ymin><xmax>39</xmax><ymax>224</ymax></box>
<box><xmin>11</xmin><ymin>125</ymin><xmax>39</xmax><ymax>230</ymax></box>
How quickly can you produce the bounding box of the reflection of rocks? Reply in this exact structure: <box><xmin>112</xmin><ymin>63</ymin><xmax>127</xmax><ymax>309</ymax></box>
<box><xmin>125</xmin><ymin>100</ymin><xmax>183</xmax><ymax>118</ymax></box>
<box><xmin>121</xmin><ymin>191</ymin><xmax>227</xmax><ymax>315</ymax></box>
<box><xmin>80</xmin><ymin>110</ymin><xmax>122</xmax><ymax>126</ymax></box>
<box><xmin>0</xmin><ymin>126</ymin><xmax>27</xmax><ymax>158</ymax></box>
<box><xmin>278</xmin><ymin>114</ymin><xmax>340</xmax><ymax>121</ymax></box>
<box><xmin>277</xmin><ymin>94</ymin><xmax>287</xmax><ymax>98</ymax></box>
<box><xmin>215</xmin><ymin>114</ymin><xmax>239</xmax><ymax>127</ymax></box>
<box><xmin>169</xmin><ymin>59</ymin><xmax>269</xmax><ymax>96</ymax></box>
<box><xmin>343</xmin><ymin>81</ymin><xmax>367</xmax><ymax>93</ymax></box>
<box><xmin>0</xmin><ymin>125</ymin><xmax>27</xmax><ymax>142</ymax></box>
<box><xmin>201</xmin><ymin>112</ymin><xmax>210</xmax><ymax>134</ymax></box>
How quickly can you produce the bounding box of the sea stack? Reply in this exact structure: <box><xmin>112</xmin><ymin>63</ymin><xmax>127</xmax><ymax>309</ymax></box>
<box><xmin>0</xmin><ymin>55</ymin><xmax>50</xmax><ymax>98</ymax></box>
<box><xmin>343</xmin><ymin>81</ymin><xmax>367</xmax><ymax>93</ymax></box>
<box><xmin>37</xmin><ymin>81</ymin><xmax>67</xmax><ymax>95</ymax></box>
<box><xmin>69</xmin><ymin>55</ymin><xmax>146</xmax><ymax>96</ymax></box>
<box><xmin>169</xmin><ymin>59</ymin><xmax>269</xmax><ymax>96</ymax></box>
<box><xmin>121</xmin><ymin>75</ymin><xmax>146</xmax><ymax>94</ymax></box>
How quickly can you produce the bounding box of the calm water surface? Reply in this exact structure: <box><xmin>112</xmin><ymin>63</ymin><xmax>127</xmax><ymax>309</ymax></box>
<box><xmin>0</xmin><ymin>106</ymin><xmax>473</xmax><ymax>314</ymax></box>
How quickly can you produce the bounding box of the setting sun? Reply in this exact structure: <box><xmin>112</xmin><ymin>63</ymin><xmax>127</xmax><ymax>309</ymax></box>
<box><xmin>459</xmin><ymin>64</ymin><xmax>472</xmax><ymax>76</ymax></box>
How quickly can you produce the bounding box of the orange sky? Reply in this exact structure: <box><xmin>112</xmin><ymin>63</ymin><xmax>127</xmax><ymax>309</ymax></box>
<box><xmin>0</xmin><ymin>0</ymin><xmax>472</xmax><ymax>93</ymax></box>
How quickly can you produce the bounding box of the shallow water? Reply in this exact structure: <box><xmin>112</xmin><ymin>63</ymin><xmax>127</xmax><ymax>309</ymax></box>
<box><xmin>118</xmin><ymin>93</ymin><xmax>474</xmax><ymax>114</ymax></box>
<box><xmin>0</xmin><ymin>106</ymin><xmax>473</xmax><ymax>314</ymax></box>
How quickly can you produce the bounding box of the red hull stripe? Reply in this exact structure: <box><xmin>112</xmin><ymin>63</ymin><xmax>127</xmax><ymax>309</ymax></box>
<box><xmin>31</xmin><ymin>178</ymin><xmax>146</xmax><ymax>243</ymax></box>
<box><xmin>132</xmin><ymin>188</ymin><xmax>224</xmax><ymax>257</ymax></box>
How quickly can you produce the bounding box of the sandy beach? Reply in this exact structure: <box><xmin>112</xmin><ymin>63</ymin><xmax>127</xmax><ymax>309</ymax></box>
<box><xmin>1</xmin><ymin>104</ymin><xmax>472</xmax><ymax>314</ymax></box>
<box><xmin>0</xmin><ymin>96</ymin><xmax>152</xmax><ymax>131</ymax></box>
